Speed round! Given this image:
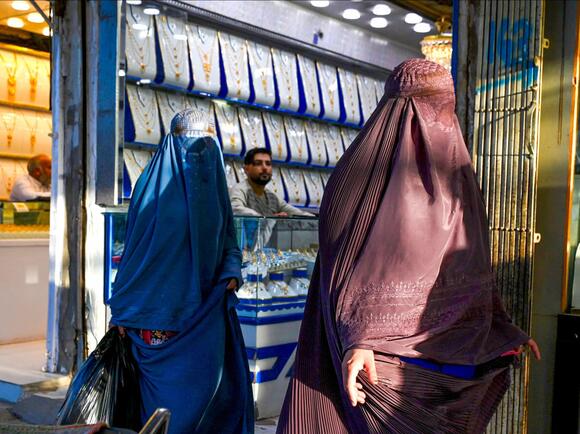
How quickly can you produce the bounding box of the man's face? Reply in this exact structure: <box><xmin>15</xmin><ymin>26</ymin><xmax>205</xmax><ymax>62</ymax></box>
<box><xmin>245</xmin><ymin>153</ymin><xmax>272</xmax><ymax>186</ymax></box>
<box><xmin>33</xmin><ymin>157</ymin><xmax>52</xmax><ymax>185</ymax></box>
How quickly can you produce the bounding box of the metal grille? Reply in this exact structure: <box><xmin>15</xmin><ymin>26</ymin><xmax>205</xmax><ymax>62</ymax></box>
<box><xmin>471</xmin><ymin>1</ymin><xmax>544</xmax><ymax>432</ymax></box>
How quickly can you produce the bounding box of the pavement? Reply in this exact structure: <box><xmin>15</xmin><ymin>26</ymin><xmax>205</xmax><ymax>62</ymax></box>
<box><xmin>0</xmin><ymin>397</ymin><xmax>278</xmax><ymax>433</ymax></box>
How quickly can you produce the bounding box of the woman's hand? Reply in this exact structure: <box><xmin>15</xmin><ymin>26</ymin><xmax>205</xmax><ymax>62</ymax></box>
<box><xmin>526</xmin><ymin>338</ymin><xmax>541</xmax><ymax>360</ymax></box>
<box><xmin>108</xmin><ymin>323</ymin><xmax>126</xmax><ymax>337</ymax></box>
<box><xmin>226</xmin><ymin>278</ymin><xmax>238</xmax><ymax>292</ymax></box>
<box><xmin>341</xmin><ymin>348</ymin><xmax>378</xmax><ymax>407</ymax></box>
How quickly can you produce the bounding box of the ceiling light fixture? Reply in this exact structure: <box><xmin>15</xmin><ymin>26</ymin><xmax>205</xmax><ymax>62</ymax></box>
<box><xmin>11</xmin><ymin>1</ymin><xmax>30</xmax><ymax>11</ymax></box>
<box><xmin>405</xmin><ymin>13</ymin><xmax>423</xmax><ymax>24</ymax></box>
<box><xmin>126</xmin><ymin>0</ymin><xmax>143</xmax><ymax>4</ymax></box>
<box><xmin>139</xmin><ymin>79</ymin><xmax>152</xmax><ymax>85</ymax></box>
<box><xmin>420</xmin><ymin>17</ymin><xmax>452</xmax><ymax>71</ymax></box>
<box><xmin>342</xmin><ymin>8</ymin><xmax>361</xmax><ymax>20</ymax></box>
<box><xmin>310</xmin><ymin>0</ymin><xmax>330</xmax><ymax>7</ymax></box>
<box><xmin>42</xmin><ymin>26</ymin><xmax>50</xmax><ymax>36</ymax></box>
<box><xmin>372</xmin><ymin>4</ymin><xmax>391</xmax><ymax>16</ymax></box>
<box><xmin>370</xmin><ymin>17</ymin><xmax>388</xmax><ymax>28</ymax></box>
<box><xmin>27</xmin><ymin>12</ymin><xmax>44</xmax><ymax>23</ymax></box>
<box><xmin>143</xmin><ymin>7</ymin><xmax>160</xmax><ymax>15</ymax></box>
<box><xmin>413</xmin><ymin>22</ymin><xmax>432</xmax><ymax>33</ymax></box>
<box><xmin>7</xmin><ymin>17</ymin><xmax>25</xmax><ymax>28</ymax></box>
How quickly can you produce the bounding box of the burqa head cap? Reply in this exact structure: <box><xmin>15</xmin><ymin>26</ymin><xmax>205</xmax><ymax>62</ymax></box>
<box><xmin>170</xmin><ymin>108</ymin><xmax>215</xmax><ymax>137</ymax></box>
<box><xmin>384</xmin><ymin>58</ymin><xmax>454</xmax><ymax>98</ymax></box>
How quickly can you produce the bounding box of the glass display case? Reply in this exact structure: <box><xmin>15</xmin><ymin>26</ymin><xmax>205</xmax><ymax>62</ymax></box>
<box><xmin>0</xmin><ymin>201</ymin><xmax>50</xmax><ymax>239</ymax></box>
<box><xmin>103</xmin><ymin>211</ymin><xmax>319</xmax><ymax>419</ymax></box>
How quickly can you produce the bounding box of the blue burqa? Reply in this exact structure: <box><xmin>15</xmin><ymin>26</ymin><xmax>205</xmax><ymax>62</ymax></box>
<box><xmin>109</xmin><ymin>134</ymin><xmax>254</xmax><ymax>434</ymax></box>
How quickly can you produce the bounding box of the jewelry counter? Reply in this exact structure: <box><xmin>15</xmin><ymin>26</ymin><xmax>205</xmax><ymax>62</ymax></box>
<box><xmin>103</xmin><ymin>211</ymin><xmax>319</xmax><ymax>419</ymax></box>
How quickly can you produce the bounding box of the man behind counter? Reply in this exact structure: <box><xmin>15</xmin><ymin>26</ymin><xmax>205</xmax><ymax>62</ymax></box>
<box><xmin>9</xmin><ymin>154</ymin><xmax>51</xmax><ymax>202</ymax></box>
<box><xmin>230</xmin><ymin>148</ymin><xmax>313</xmax><ymax>217</ymax></box>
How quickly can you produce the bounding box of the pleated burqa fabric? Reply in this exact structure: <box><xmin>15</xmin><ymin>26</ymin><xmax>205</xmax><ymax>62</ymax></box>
<box><xmin>277</xmin><ymin>59</ymin><xmax>530</xmax><ymax>434</ymax></box>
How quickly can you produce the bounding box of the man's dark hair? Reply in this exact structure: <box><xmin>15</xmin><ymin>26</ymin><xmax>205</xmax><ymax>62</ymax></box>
<box><xmin>244</xmin><ymin>147</ymin><xmax>272</xmax><ymax>165</ymax></box>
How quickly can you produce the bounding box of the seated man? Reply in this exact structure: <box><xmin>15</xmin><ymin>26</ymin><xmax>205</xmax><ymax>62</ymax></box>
<box><xmin>10</xmin><ymin>154</ymin><xmax>51</xmax><ymax>202</ymax></box>
<box><xmin>230</xmin><ymin>148</ymin><xmax>313</xmax><ymax>217</ymax></box>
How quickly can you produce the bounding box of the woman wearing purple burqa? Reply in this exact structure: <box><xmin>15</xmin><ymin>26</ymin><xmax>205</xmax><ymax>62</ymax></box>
<box><xmin>277</xmin><ymin>59</ymin><xmax>541</xmax><ymax>434</ymax></box>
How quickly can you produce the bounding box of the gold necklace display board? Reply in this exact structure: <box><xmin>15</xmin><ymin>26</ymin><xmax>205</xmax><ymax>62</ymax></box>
<box><xmin>0</xmin><ymin>158</ymin><xmax>27</xmax><ymax>201</ymax></box>
<box><xmin>0</xmin><ymin>45</ymin><xmax>50</xmax><ymax>111</ymax></box>
<box><xmin>338</xmin><ymin>67</ymin><xmax>361</xmax><ymax>126</ymax></box>
<box><xmin>155</xmin><ymin>15</ymin><xmax>190</xmax><ymax>88</ymax></box>
<box><xmin>125</xmin><ymin>5</ymin><xmax>157</xmax><ymax>80</ymax></box>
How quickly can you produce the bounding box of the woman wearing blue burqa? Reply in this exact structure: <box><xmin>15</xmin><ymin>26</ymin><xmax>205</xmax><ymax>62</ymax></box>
<box><xmin>108</xmin><ymin>109</ymin><xmax>254</xmax><ymax>434</ymax></box>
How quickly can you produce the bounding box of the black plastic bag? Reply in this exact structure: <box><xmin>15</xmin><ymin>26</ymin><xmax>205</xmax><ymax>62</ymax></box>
<box><xmin>57</xmin><ymin>328</ymin><xmax>141</xmax><ymax>431</ymax></box>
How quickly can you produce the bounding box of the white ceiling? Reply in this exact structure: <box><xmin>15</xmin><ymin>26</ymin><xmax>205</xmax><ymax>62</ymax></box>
<box><xmin>294</xmin><ymin>0</ymin><xmax>438</xmax><ymax>50</ymax></box>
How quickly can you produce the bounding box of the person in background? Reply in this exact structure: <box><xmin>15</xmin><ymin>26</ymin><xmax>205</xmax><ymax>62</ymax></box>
<box><xmin>230</xmin><ymin>148</ymin><xmax>313</xmax><ymax>217</ymax></box>
<box><xmin>9</xmin><ymin>154</ymin><xmax>51</xmax><ymax>202</ymax></box>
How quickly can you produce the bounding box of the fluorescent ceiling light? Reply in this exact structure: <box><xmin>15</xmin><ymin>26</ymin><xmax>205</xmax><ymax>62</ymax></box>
<box><xmin>7</xmin><ymin>17</ymin><xmax>25</xmax><ymax>28</ymax></box>
<box><xmin>139</xmin><ymin>79</ymin><xmax>151</xmax><ymax>84</ymax></box>
<box><xmin>370</xmin><ymin>17</ymin><xmax>388</xmax><ymax>28</ymax></box>
<box><xmin>127</xmin><ymin>0</ymin><xmax>143</xmax><ymax>4</ymax></box>
<box><xmin>11</xmin><ymin>1</ymin><xmax>30</xmax><ymax>11</ymax></box>
<box><xmin>310</xmin><ymin>0</ymin><xmax>330</xmax><ymax>7</ymax></box>
<box><xmin>342</xmin><ymin>8</ymin><xmax>361</xmax><ymax>20</ymax></box>
<box><xmin>405</xmin><ymin>13</ymin><xmax>423</xmax><ymax>24</ymax></box>
<box><xmin>372</xmin><ymin>4</ymin><xmax>391</xmax><ymax>16</ymax></box>
<box><xmin>413</xmin><ymin>22</ymin><xmax>431</xmax><ymax>33</ymax></box>
<box><xmin>27</xmin><ymin>12</ymin><xmax>44</xmax><ymax>23</ymax></box>
<box><xmin>42</xmin><ymin>26</ymin><xmax>50</xmax><ymax>36</ymax></box>
<box><xmin>118</xmin><ymin>69</ymin><xmax>126</xmax><ymax>77</ymax></box>
<box><xmin>143</xmin><ymin>7</ymin><xmax>160</xmax><ymax>15</ymax></box>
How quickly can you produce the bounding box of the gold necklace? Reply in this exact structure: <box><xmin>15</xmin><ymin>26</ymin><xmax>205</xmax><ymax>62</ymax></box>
<box><xmin>126</xmin><ymin>11</ymin><xmax>152</xmax><ymax>74</ymax></box>
<box><xmin>1</xmin><ymin>113</ymin><xmax>17</xmax><ymax>148</ymax></box>
<box><xmin>217</xmin><ymin>104</ymin><xmax>240</xmax><ymax>151</ymax></box>
<box><xmin>266</xmin><ymin>114</ymin><xmax>284</xmax><ymax>158</ymax></box>
<box><xmin>285</xmin><ymin>169</ymin><xmax>301</xmax><ymax>203</ymax></box>
<box><xmin>320</xmin><ymin>64</ymin><xmax>336</xmax><ymax>113</ymax></box>
<box><xmin>300</xmin><ymin>56</ymin><xmax>318</xmax><ymax>112</ymax></box>
<box><xmin>342</xmin><ymin>70</ymin><xmax>357</xmax><ymax>120</ymax></box>
<box><xmin>249</xmin><ymin>43</ymin><xmax>271</xmax><ymax>96</ymax></box>
<box><xmin>128</xmin><ymin>86</ymin><xmax>156</xmax><ymax>135</ymax></box>
<box><xmin>0</xmin><ymin>165</ymin><xmax>17</xmax><ymax>193</ymax></box>
<box><xmin>306</xmin><ymin>171</ymin><xmax>322</xmax><ymax>206</ymax></box>
<box><xmin>240</xmin><ymin>109</ymin><xmax>262</xmax><ymax>150</ymax></box>
<box><xmin>326</xmin><ymin>125</ymin><xmax>342</xmax><ymax>163</ymax></box>
<box><xmin>188</xmin><ymin>25</ymin><xmax>218</xmax><ymax>84</ymax></box>
<box><xmin>23</xmin><ymin>114</ymin><xmax>39</xmax><ymax>152</ymax></box>
<box><xmin>307</xmin><ymin>123</ymin><xmax>324</xmax><ymax>163</ymax></box>
<box><xmin>0</xmin><ymin>52</ymin><xmax>18</xmax><ymax>98</ymax></box>
<box><xmin>24</xmin><ymin>59</ymin><xmax>39</xmax><ymax>101</ymax></box>
<box><xmin>222</xmin><ymin>33</ymin><xmax>246</xmax><ymax>98</ymax></box>
<box><xmin>286</xmin><ymin>118</ymin><xmax>304</xmax><ymax>160</ymax></box>
<box><xmin>159</xmin><ymin>15</ymin><xmax>186</xmax><ymax>79</ymax></box>
<box><xmin>277</xmin><ymin>51</ymin><xmax>295</xmax><ymax>106</ymax></box>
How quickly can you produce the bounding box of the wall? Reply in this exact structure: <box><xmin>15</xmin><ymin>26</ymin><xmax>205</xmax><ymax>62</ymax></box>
<box><xmin>183</xmin><ymin>0</ymin><xmax>419</xmax><ymax>71</ymax></box>
<box><xmin>529</xmin><ymin>1</ymin><xmax>579</xmax><ymax>432</ymax></box>
<box><xmin>0</xmin><ymin>240</ymin><xmax>48</xmax><ymax>343</ymax></box>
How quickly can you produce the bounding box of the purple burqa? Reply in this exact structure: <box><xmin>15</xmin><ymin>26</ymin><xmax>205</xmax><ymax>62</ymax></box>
<box><xmin>277</xmin><ymin>59</ymin><xmax>530</xmax><ymax>433</ymax></box>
